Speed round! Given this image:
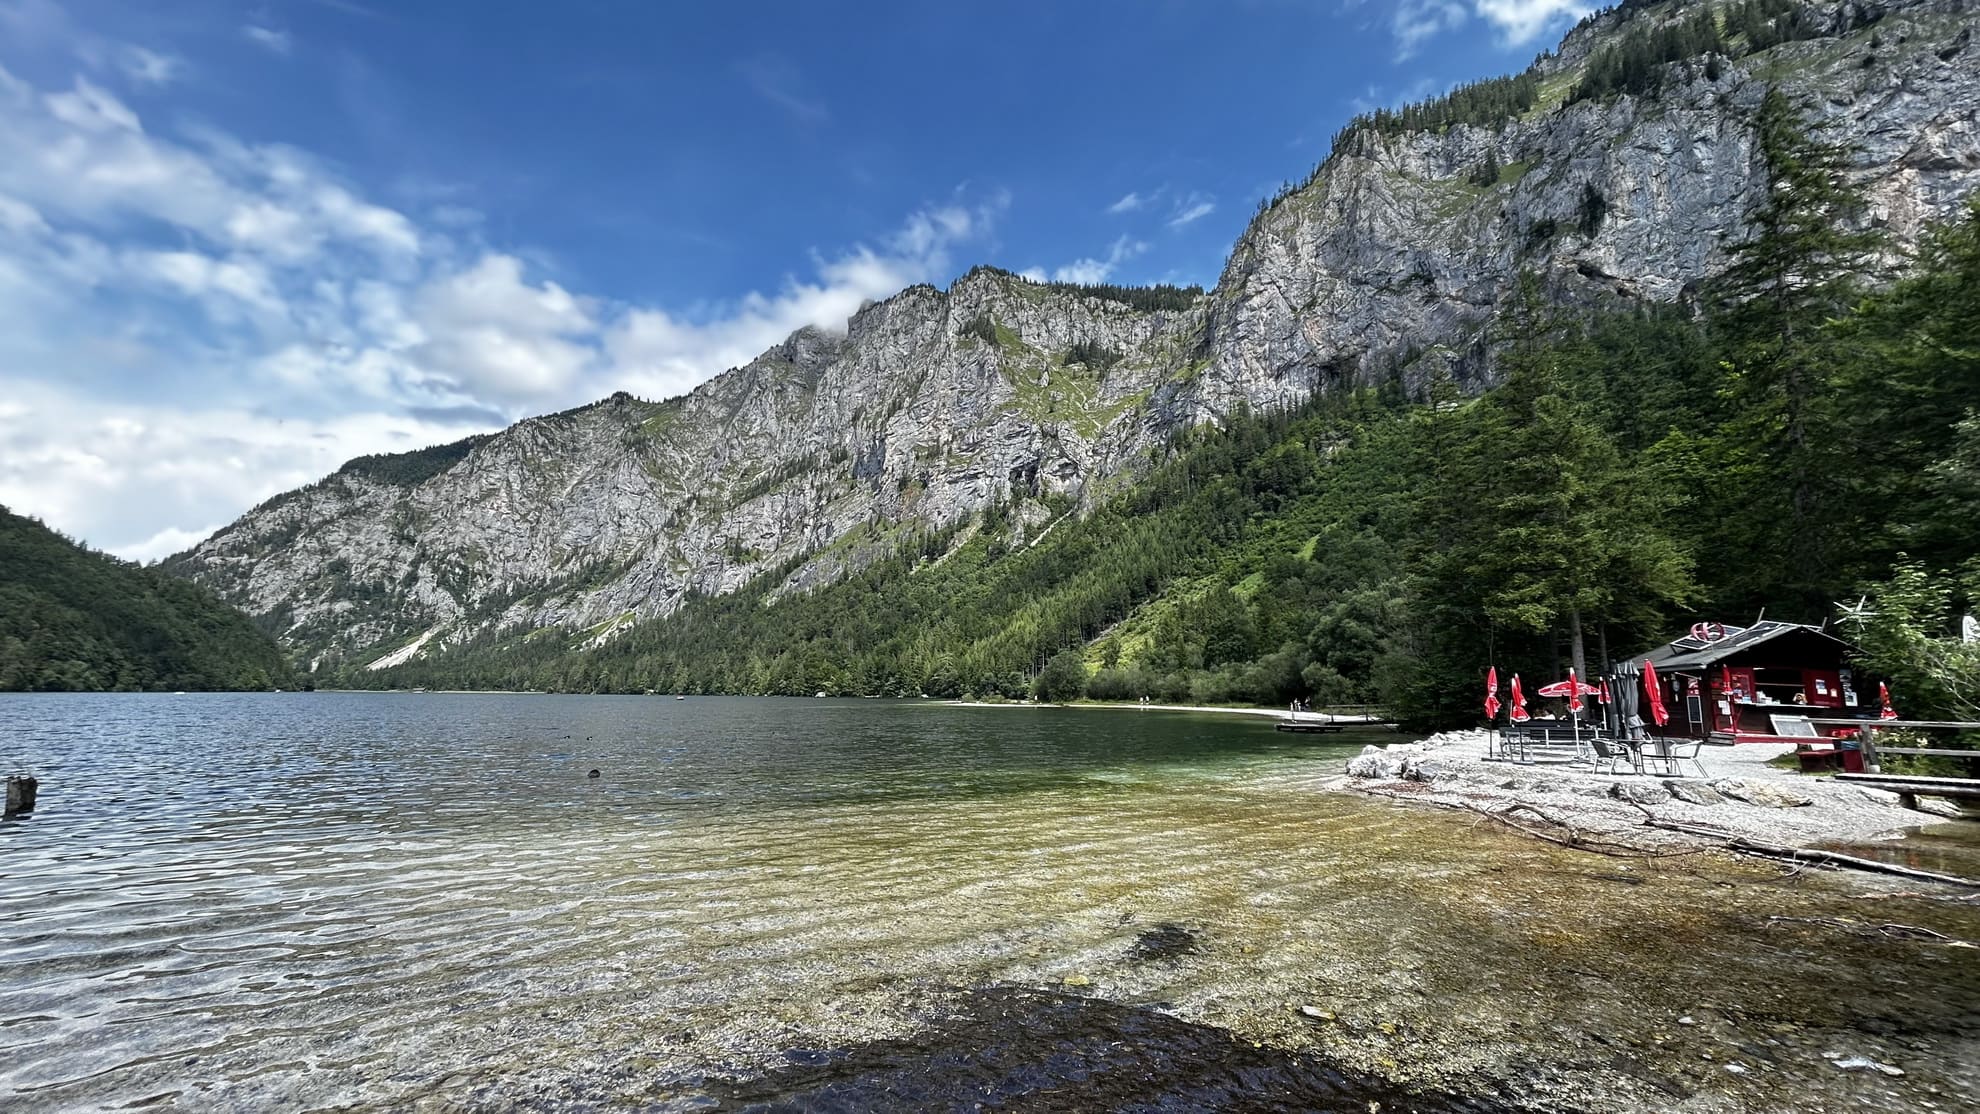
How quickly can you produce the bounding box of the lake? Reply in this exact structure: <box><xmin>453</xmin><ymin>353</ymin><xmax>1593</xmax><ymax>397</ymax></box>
<box><xmin>3</xmin><ymin>694</ymin><xmax>1976</xmax><ymax>1112</ymax></box>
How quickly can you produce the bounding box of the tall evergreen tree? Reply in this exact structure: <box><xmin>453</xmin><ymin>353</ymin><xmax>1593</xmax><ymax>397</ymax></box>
<box><xmin>1706</xmin><ymin>87</ymin><xmax>1882</xmax><ymax>613</ymax></box>
<box><xmin>1464</xmin><ymin>279</ymin><xmax>1692</xmax><ymax>684</ymax></box>
<box><xmin>1836</xmin><ymin>200</ymin><xmax>1980</xmax><ymax>578</ymax></box>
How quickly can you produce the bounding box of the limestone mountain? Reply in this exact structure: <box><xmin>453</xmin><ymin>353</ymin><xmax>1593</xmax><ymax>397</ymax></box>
<box><xmin>166</xmin><ymin>0</ymin><xmax>1980</xmax><ymax>675</ymax></box>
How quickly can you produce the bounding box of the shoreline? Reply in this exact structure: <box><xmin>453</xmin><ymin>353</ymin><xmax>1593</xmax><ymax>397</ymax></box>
<box><xmin>1322</xmin><ymin>728</ymin><xmax>1973</xmax><ymax>855</ymax></box>
<box><xmin>946</xmin><ymin>699</ymin><xmax>1364</xmax><ymax>722</ymax></box>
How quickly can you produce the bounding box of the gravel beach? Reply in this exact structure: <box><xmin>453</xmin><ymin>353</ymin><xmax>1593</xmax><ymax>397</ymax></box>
<box><xmin>1326</xmin><ymin>728</ymin><xmax>1972</xmax><ymax>852</ymax></box>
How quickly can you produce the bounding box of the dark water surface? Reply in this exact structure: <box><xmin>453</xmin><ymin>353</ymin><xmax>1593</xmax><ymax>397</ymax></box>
<box><xmin>2</xmin><ymin>694</ymin><xmax>1976</xmax><ymax>1112</ymax></box>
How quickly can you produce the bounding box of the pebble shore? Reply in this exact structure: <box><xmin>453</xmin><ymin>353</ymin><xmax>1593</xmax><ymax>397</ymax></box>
<box><xmin>1327</xmin><ymin>728</ymin><xmax>1969</xmax><ymax>850</ymax></box>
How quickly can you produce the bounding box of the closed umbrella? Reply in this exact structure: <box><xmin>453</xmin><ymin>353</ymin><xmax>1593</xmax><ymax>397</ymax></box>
<box><xmin>1879</xmin><ymin>681</ymin><xmax>1898</xmax><ymax>720</ymax></box>
<box><xmin>1510</xmin><ymin>674</ymin><xmax>1530</xmax><ymax>723</ymax></box>
<box><xmin>1642</xmin><ymin>659</ymin><xmax>1669</xmax><ymax>728</ymax></box>
<box><xmin>1484</xmin><ymin>666</ymin><xmax>1501</xmax><ymax>721</ymax></box>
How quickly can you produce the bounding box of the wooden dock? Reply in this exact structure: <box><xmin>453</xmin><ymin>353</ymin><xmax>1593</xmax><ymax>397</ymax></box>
<box><xmin>1275</xmin><ymin>720</ymin><xmax>1347</xmax><ymax>734</ymax></box>
<box><xmin>1273</xmin><ymin>706</ymin><xmax>1394</xmax><ymax>734</ymax></box>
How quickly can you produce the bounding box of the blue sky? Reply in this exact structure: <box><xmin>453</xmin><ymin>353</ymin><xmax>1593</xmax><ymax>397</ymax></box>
<box><xmin>0</xmin><ymin>0</ymin><xmax>1592</xmax><ymax>559</ymax></box>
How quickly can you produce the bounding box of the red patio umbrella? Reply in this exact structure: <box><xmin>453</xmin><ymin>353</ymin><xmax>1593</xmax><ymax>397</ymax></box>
<box><xmin>1568</xmin><ymin>667</ymin><xmax>1584</xmax><ymax>715</ymax></box>
<box><xmin>1642</xmin><ymin>659</ymin><xmax>1669</xmax><ymax>727</ymax></box>
<box><xmin>1535</xmin><ymin>676</ymin><xmax>1601</xmax><ymax>698</ymax></box>
<box><xmin>1509</xmin><ymin>674</ymin><xmax>1530</xmax><ymax>723</ymax></box>
<box><xmin>1600</xmin><ymin>678</ymin><xmax>1613</xmax><ymax>704</ymax></box>
<box><xmin>1879</xmin><ymin>681</ymin><xmax>1898</xmax><ymax>720</ymax></box>
<box><xmin>1484</xmin><ymin>666</ymin><xmax>1501</xmax><ymax>721</ymax></box>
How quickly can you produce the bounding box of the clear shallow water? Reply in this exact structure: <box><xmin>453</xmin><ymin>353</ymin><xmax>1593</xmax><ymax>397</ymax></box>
<box><xmin>2</xmin><ymin>694</ymin><xmax>1976</xmax><ymax>1112</ymax></box>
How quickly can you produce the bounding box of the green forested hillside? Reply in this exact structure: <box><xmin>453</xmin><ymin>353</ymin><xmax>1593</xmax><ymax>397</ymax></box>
<box><xmin>0</xmin><ymin>508</ymin><xmax>294</xmax><ymax>692</ymax></box>
<box><xmin>347</xmin><ymin>104</ymin><xmax>1980</xmax><ymax>726</ymax></box>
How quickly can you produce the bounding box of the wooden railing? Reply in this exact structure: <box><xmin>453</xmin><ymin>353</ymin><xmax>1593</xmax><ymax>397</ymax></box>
<box><xmin>1804</xmin><ymin>718</ymin><xmax>1980</xmax><ymax>775</ymax></box>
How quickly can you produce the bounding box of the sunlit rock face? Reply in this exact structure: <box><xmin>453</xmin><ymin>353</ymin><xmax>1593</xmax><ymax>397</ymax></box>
<box><xmin>170</xmin><ymin>0</ymin><xmax>1980</xmax><ymax>667</ymax></box>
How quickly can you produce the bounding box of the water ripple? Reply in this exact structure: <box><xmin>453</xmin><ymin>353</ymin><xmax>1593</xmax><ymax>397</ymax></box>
<box><xmin>4</xmin><ymin>694</ymin><xmax>1978</xmax><ymax>1112</ymax></box>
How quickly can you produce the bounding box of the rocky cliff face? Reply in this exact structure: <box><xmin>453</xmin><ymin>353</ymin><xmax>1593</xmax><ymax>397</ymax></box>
<box><xmin>1196</xmin><ymin>0</ymin><xmax>1980</xmax><ymax>410</ymax></box>
<box><xmin>170</xmin><ymin>0</ymin><xmax>1980</xmax><ymax>671</ymax></box>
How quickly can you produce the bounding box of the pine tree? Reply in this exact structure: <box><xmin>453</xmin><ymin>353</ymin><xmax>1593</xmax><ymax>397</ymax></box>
<box><xmin>1707</xmin><ymin>87</ymin><xmax>1882</xmax><ymax>612</ymax></box>
<box><xmin>1465</xmin><ymin>278</ymin><xmax>1692</xmax><ymax>683</ymax></box>
<box><xmin>1836</xmin><ymin>200</ymin><xmax>1980</xmax><ymax>579</ymax></box>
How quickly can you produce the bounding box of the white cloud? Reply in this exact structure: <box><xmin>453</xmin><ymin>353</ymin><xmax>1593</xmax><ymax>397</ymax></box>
<box><xmin>412</xmin><ymin>253</ymin><xmax>597</xmax><ymax>400</ymax></box>
<box><xmin>45</xmin><ymin>76</ymin><xmax>141</xmax><ymax>132</ymax></box>
<box><xmin>0</xmin><ymin>379</ymin><xmax>494</xmax><ymax>560</ymax></box>
<box><xmin>118</xmin><ymin>46</ymin><xmax>183</xmax><ymax>87</ymax></box>
<box><xmin>1393</xmin><ymin>1</ymin><xmax>1467</xmax><ymax>59</ymax></box>
<box><xmin>0</xmin><ymin>55</ymin><xmax>1004</xmax><ymax>556</ymax></box>
<box><xmin>0</xmin><ymin>194</ymin><xmax>48</xmax><ymax>235</ymax></box>
<box><xmin>1106</xmin><ymin>191</ymin><xmax>1149</xmax><ymax>215</ymax></box>
<box><xmin>1047</xmin><ymin>235</ymin><xmax>1149</xmax><ymax>285</ymax></box>
<box><xmin>244</xmin><ymin>25</ymin><xmax>293</xmax><ymax>55</ymax></box>
<box><xmin>605</xmin><ymin>198</ymin><xmax>998</xmax><ymax>400</ymax></box>
<box><xmin>119</xmin><ymin>523</ymin><xmax>224</xmax><ymax>564</ymax></box>
<box><xmin>0</xmin><ymin>76</ymin><xmax>422</xmax><ymax>275</ymax></box>
<box><xmin>1168</xmin><ymin>193</ymin><xmax>1216</xmax><ymax>228</ymax></box>
<box><xmin>128</xmin><ymin>249</ymin><xmax>287</xmax><ymax>318</ymax></box>
<box><xmin>1473</xmin><ymin>0</ymin><xmax>1594</xmax><ymax>44</ymax></box>
<box><xmin>736</xmin><ymin>53</ymin><xmax>828</xmax><ymax>125</ymax></box>
<box><xmin>1341</xmin><ymin>0</ymin><xmax>1590</xmax><ymax>56</ymax></box>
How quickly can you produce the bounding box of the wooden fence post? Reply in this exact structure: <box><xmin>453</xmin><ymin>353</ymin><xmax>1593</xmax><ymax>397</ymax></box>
<box><xmin>1859</xmin><ymin>725</ymin><xmax>1881</xmax><ymax>774</ymax></box>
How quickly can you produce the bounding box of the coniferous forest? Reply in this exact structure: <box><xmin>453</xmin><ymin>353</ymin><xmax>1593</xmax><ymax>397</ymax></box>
<box><xmin>0</xmin><ymin>507</ymin><xmax>296</xmax><ymax>692</ymax></box>
<box><xmin>347</xmin><ymin>96</ymin><xmax>1980</xmax><ymax>728</ymax></box>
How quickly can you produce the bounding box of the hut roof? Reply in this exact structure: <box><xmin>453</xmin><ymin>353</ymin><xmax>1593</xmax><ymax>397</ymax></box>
<box><xmin>1644</xmin><ymin>621</ymin><xmax>1853</xmax><ymax>672</ymax></box>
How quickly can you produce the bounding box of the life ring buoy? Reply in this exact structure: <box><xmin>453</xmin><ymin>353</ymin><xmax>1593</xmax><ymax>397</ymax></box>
<box><xmin>1689</xmin><ymin>621</ymin><xmax>1726</xmax><ymax>643</ymax></box>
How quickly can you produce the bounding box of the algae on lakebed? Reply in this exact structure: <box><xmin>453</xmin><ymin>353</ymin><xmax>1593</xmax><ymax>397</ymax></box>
<box><xmin>672</xmin><ymin>773</ymin><xmax>1980</xmax><ymax>1112</ymax></box>
<box><xmin>7</xmin><ymin>696</ymin><xmax>1975</xmax><ymax>1113</ymax></box>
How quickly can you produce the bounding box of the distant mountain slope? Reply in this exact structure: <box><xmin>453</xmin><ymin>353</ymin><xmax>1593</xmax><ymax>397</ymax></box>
<box><xmin>0</xmin><ymin>507</ymin><xmax>293</xmax><ymax>691</ymax></box>
<box><xmin>169</xmin><ymin>0</ymin><xmax>1980</xmax><ymax>675</ymax></box>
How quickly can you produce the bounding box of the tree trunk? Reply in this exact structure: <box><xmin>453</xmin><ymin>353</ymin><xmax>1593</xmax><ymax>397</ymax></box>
<box><xmin>1568</xmin><ymin>605</ymin><xmax>1588</xmax><ymax>687</ymax></box>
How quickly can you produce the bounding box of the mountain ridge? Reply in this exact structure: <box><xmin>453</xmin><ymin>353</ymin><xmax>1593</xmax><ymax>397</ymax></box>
<box><xmin>166</xmin><ymin>0</ymin><xmax>1980</xmax><ymax>676</ymax></box>
<box><xmin>2</xmin><ymin>506</ymin><xmax>294</xmax><ymax>692</ymax></box>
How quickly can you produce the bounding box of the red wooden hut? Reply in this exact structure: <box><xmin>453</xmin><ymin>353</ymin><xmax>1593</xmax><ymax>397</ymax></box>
<box><xmin>1630</xmin><ymin>621</ymin><xmax>1873</xmax><ymax>744</ymax></box>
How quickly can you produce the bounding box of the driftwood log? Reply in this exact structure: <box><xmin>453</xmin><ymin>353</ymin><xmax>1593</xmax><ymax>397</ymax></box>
<box><xmin>1361</xmin><ymin>783</ymin><xmax>1980</xmax><ymax>888</ymax></box>
<box><xmin>1639</xmin><ymin>818</ymin><xmax>1980</xmax><ymax>889</ymax></box>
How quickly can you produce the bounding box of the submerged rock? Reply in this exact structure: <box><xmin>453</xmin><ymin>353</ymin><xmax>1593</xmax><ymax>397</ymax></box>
<box><xmin>704</xmin><ymin>987</ymin><xmax>1521</xmax><ymax>1113</ymax></box>
<box><xmin>1128</xmin><ymin>922</ymin><xmax>1200</xmax><ymax>963</ymax></box>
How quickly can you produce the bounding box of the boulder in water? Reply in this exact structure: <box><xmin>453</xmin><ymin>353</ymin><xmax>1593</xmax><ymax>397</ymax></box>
<box><xmin>4</xmin><ymin>775</ymin><xmax>35</xmax><ymax>816</ymax></box>
<box><xmin>1346</xmin><ymin>746</ymin><xmax>1401</xmax><ymax>779</ymax></box>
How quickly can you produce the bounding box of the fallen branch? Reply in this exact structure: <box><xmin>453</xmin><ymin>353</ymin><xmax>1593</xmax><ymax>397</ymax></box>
<box><xmin>1765</xmin><ymin>915</ymin><xmax>1978</xmax><ymax>947</ymax></box>
<box><xmin>1366</xmin><ymin>790</ymin><xmax>1706</xmax><ymax>858</ymax></box>
<box><xmin>1640</xmin><ymin>819</ymin><xmax>1980</xmax><ymax>889</ymax></box>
